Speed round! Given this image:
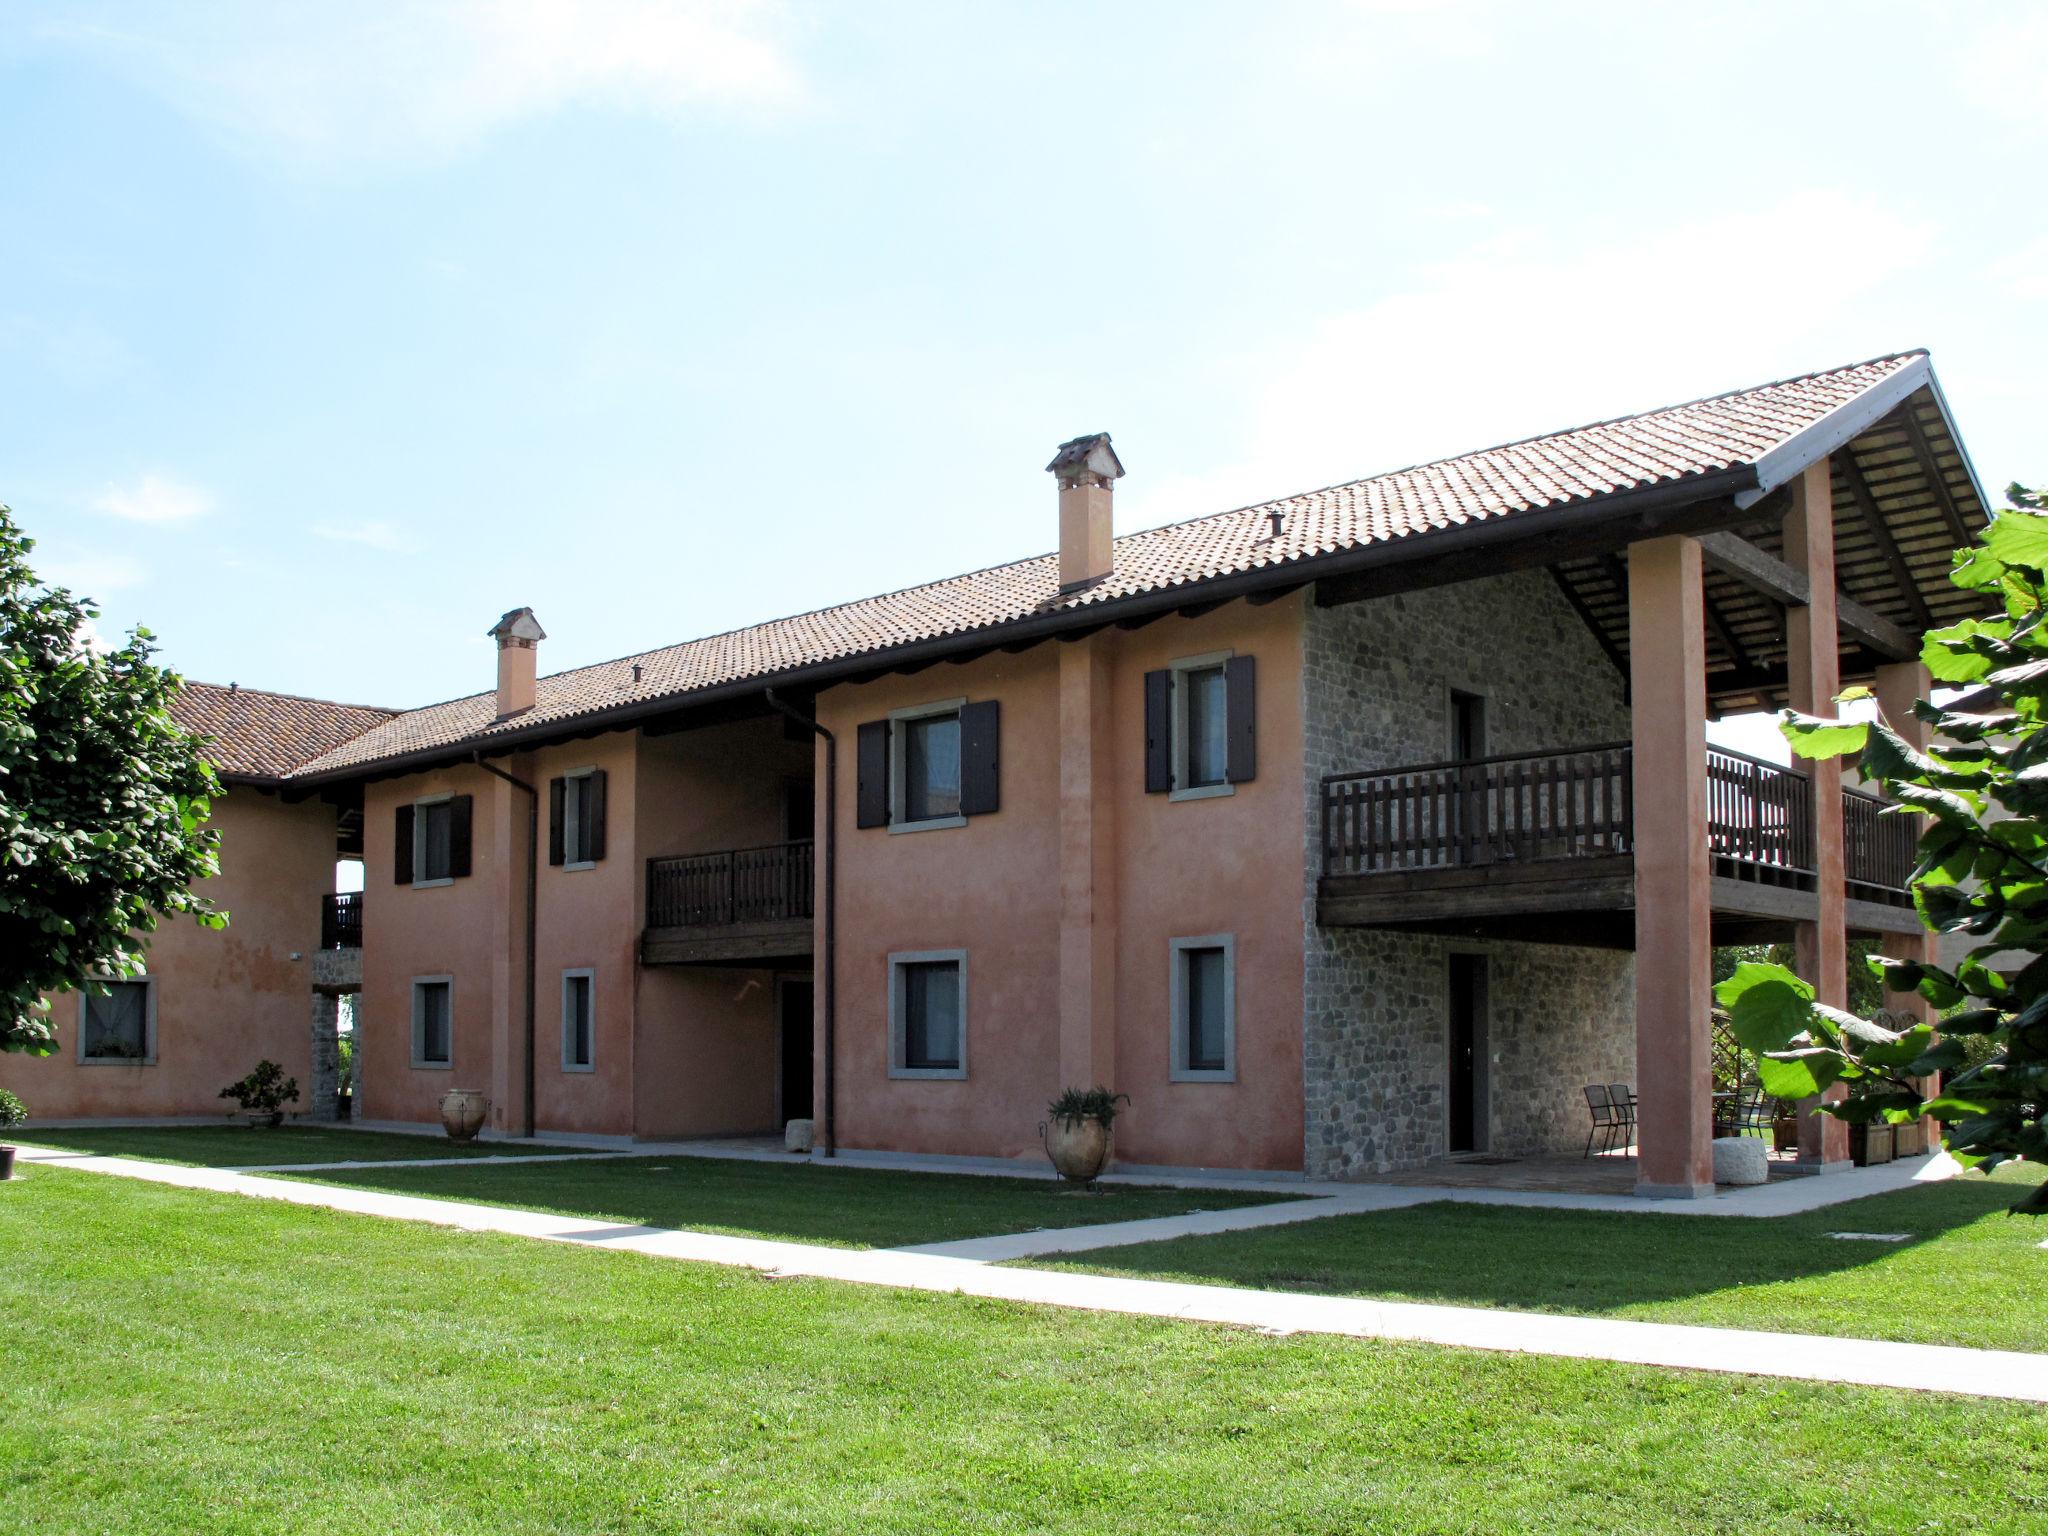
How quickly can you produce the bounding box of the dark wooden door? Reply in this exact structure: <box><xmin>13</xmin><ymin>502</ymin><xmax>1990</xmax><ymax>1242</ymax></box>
<box><xmin>779</xmin><ymin>979</ymin><xmax>814</xmax><ymax>1127</ymax></box>
<box><xmin>1447</xmin><ymin>954</ymin><xmax>1488</xmax><ymax>1154</ymax></box>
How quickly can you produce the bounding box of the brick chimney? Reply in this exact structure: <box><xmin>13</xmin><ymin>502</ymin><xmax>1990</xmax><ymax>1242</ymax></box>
<box><xmin>487</xmin><ymin>607</ymin><xmax>546</xmax><ymax>718</ymax></box>
<box><xmin>1046</xmin><ymin>433</ymin><xmax>1124</xmax><ymax>593</ymax></box>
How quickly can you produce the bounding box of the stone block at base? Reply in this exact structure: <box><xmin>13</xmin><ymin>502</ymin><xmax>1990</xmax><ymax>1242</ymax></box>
<box><xmin>784</xmin><ymin>1119</ymin><xmax>814</xmax><ymax>1154</ymax></box>
<box><xmin>1712</xmin><ymin>1136</ymin><xmax>1769</xmax><ymax>1187</ymax></box>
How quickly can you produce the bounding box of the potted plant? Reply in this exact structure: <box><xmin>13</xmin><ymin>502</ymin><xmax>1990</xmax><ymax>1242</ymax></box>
<box><xmin>440</xmin><ymin>1088</ymin><xmax>490</xmax><ymax>1142</ymax></box>
<box><xmin>1771</xmin><ymin>1108</ymin><xmax>1801</xmax><ymax>1153</ymax></box>
<box><xmin>219</xmin><ymin>1060</ymin><xmax>300</xmax><ymax>1128</ymax></box>
<box><xmin>1894</xmin><ymin>1117</ymin><xmax>1929</xmax><ymax>1158</ymax></box>
<box><xmin>1040</xmin><ymin>1086</ymin><xmax>1129</xmax><ymax>1186</ymax></box>
<box><xmin>0</xmin><ymin>1087</ymin><xmax>25</xmax><ymax>1180</ymax></box>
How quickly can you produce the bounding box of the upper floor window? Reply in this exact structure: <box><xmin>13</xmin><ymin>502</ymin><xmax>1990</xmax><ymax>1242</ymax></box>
<box><xmin>395</xmin><ymin>795</ymin><xmax>473</xmax><ymax>887</ymax></box>
<box><xmin>549</xmin><ymin>768</ymin><xmax>608</xmax><ymax>868</ymax></box>
<box><xmin>1450</xmin><ymin>689</ymin><xmax>1487</xmax><ymax>761</ymax></box>
<box><xmin>855</xmin><ymin>700</ymin><xmax>1001</xmax><ymax>831</ymax></box>
<box><xmin>888</xmin><ymin>950</ymin><xmax>967</xmax><ymax>1079</ymax></box>
<box><xmin>79</xmin><ymin>978</ymin><xmax>155</xmax><ymax>1064</ymax></box>
<box><xmin>1169</xmin><ymin>935</ymin><xmax>1235</xmax><ymax>1082</ymax></box>
<box><xmin>1146</xmin><ymin>653</ymin><xmax>1257</xmax><ymax>800</ymax></box>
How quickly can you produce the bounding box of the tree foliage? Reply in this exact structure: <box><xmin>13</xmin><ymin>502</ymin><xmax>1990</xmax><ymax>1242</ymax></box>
<box><xmin>0</xmin><ymin>505</ymin><xmax>224</xmax><ymax>1054</ymax></box>
<box><xmin>1715</xmin><ymin>483</ymin><xmax>2048</xmax><ymax>1213</ymax></box>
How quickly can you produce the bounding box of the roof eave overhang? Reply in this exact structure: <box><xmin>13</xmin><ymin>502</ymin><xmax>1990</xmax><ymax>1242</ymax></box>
<box><xmin>285</xmin><ymin>462</ymin><xmax>1765</xmax><ymax>789</ymax></box>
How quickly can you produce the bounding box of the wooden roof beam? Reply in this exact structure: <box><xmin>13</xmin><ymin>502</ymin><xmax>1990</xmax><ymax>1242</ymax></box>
<box><xmin>1898</xmin><ymin>407</ymin><xmax>1972</xmax><ymax>547</ymax></box>
<box><xmin>1547</xmin><ymin>566</ymin><xmax>1628</xmax><ymax>679</ymax></box>
<box><xmin>1696</xmin><ymin>531</ymin><xmax>1918</xmax><ymax>662</ymax></box>
<box><xmin>1836</xmin><ymin>444</ymin><xmax>1933</xmax><ymax>629</ymax></box>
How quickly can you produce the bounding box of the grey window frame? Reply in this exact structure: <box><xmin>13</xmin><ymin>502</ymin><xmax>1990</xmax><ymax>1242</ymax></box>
<box><xmin>412</xmin><ymin>792</ymin><xmax>456</xmax><ymax>888</ymax></box>
<box><xmin>887</xmin><ymin>949</ymin><xmax>968</xmax><ymax>1080</ymax></box>
<box><xmin>1168</xmin><ymin>934</ymin><xmax>1236</xmax><ymax>1082</ymax></box>
<box><xmin>1168</xmin><ymin>650</ymin><xmax>1236</xmax><ymax>803</ymax></box>
<box><xmin>888</xmin><ymin>698</ymin><xmax>968</xmax><ymax>834</ymax></box>
<box><xmin>561</xmin><ymin>967</ymin><xmax>596</xmax><ymax>1072</ymax></box>
<box><xmin>411</xmin><ymin>975</ymin><xmax>455</xmax><ymax>1069</ymax></box>
<box><xmin>561</xmin><ymin>767</ymin><xmax>599</xmax><ymax>870</ymax></box>
<box><xmin>76</xmin><ymin>976</ymin><xmax>157</xmax><ymax>1065</ymax></box>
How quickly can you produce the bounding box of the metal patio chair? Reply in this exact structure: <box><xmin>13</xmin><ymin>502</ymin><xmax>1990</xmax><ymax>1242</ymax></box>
<box><xmin>1607</xmin><ymin>1084</ymin><xmax>1637</xmax><ymax>1152</ymax></box>
<box><xmin>1582</xmin><ymin>1084</ymin><xmax>1624</xmax><ymax>1157</ymax></box>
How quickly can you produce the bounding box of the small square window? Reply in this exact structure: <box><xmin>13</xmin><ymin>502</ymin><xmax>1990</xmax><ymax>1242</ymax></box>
<box><xmin>80</xmin><ymin>979</ymin><xmax>153</xmax><ymax>1063</ymax></box>
<box><xmin>1170</xmin><ymin>936</ymin><xmax>1235</xmax><ymax>1082</ymax></box>
<box><xmin>412</xmin><ymin>978</ymin><xmax>453</xmax><ymax>1068</ymax></box>
<box><xmin>889</xmin><ymin>951</ymin><xmax>967</xmax><ymax>1079</ymax></box>
<box><xmin>562</xmin><ymin>970</ymin><xmax>595</xmax><ymax>1072</ymax></box>
<box><xmin>889</xmin><ymin>701</ymin><xmax>966</xmax><ymax>831</ymax></box>
<box><xmin>417</xmin><ymin>800</ymin><xmax>454</xmax><ymax>882</ymax></box>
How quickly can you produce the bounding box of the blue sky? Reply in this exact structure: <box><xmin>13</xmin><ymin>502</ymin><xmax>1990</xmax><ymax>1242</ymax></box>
<box><xmin>3</xmin><ymin>1</ymin><xmax>2043</xmax><ymax>751</ymax></box>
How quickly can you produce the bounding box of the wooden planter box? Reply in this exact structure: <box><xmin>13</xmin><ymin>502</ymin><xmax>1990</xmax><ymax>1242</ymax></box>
<box><xmin>1771</xmin><ymin>1116</ymin><xmax>1800</xmax><ymax>1153</ymax></box>
<box><xmin>1850</xmin><ymin>1122</ymin><xmax>1895</xmax><ymax>1167</ymax></box>
<box><xmin>1893</xmin><ymin>1121</ymin><xmax>1929</xmax><ymax>1158</ymax></box>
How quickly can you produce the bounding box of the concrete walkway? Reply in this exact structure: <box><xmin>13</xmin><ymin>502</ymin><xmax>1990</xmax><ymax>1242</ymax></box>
<box><xmin>15</xmin><ymin>1146</ymin><xmax>2043</xmax><ymax>1404</ymax></box>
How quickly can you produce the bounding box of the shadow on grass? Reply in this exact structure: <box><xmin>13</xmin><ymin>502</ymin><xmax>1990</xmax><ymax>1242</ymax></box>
<box><xmin>10</xmin><ymin>1124</ymin><xmax>601</xmax><ymax>1167</ymax></box>
<box><xmin>1052</xmin><ymin>1166</ymin><xmax>2048</xmax><ymax>1350</ymax></box>
<box><xmin>273</xmin><ymin>1155</ymin><xmax>1297</xmax><ymax>1250</ymax></box>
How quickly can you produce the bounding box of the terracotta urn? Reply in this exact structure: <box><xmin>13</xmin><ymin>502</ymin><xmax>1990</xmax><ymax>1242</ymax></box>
<box><xmin>1044</xmin><ymin>1115</ymin><xmax>1114</xmax><ymax>1184</ymax></box>
<box><xmin>244</xmin><ymin>1109</ymin><xmax>284</xmax><ymax>1129</ymax></box>
<box><xmin>439</xmin><ymin>1089</ymin><xmax>490</xmax><ymax>1143</ymax></box>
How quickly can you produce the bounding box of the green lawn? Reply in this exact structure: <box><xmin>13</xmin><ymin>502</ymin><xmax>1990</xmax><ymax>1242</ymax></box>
<box><xmin>1</xmin><ymin>1167</ymin><xmax>2042</xmax><ymax>1535</ymax></box>
<box><xmin>10</xmin><ymin>1124</ymin><xmax>608</xmax><ymax>1166</ymax></box>
<box><xmin>266</xmin><ymin>1154</ymin><xmax>1294</xmax><ymax>1249</ymax></box>
<box><xmin>1042</xmin><ymin>1163</ymin><xmax>2048</xmax><ymax>1354</ymax></box>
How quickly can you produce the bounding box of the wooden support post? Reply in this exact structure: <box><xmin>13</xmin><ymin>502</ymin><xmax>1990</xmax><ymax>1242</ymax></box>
<box><xmin>1629</xmin><ymin>535</ymin><xmax>1715</xmax><ymax>1198</ymax></box>
<box><xmin>1875</xmin><ymin>659</ymin><xmax>1941</xmax><ymax>1146</ymax></box>
<box><xmin>1786</xmin><ymin>459</ymin><xmax>1851</xmax><ymax>1170</ymax></box>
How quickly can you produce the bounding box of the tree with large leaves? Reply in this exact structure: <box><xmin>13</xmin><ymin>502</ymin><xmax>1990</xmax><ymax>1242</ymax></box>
<box><xmin>1716</xmin><ymin>483</ymin><xmax>2047</xmax><ymax>1213</ymax></box>
<box><xmin>0</xmin><ymin>505</ymin><xmax>225</xmax><ymax>1055</ymax></box>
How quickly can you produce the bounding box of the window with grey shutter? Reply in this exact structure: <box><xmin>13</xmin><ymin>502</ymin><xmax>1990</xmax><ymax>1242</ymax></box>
<box><xmin>856</xmin><ymin>721</ymin><xmax>890</xmax><ymax>828</ymax></box>
<box><xmin>394</xmin><ymin>804</ymin><xmax>415</xmax><ymax>883</ymax></box>
<box><xmin>959</xmin><ymin>700</ymin><xmax>1000</xmax><ymax>816</ymax></box>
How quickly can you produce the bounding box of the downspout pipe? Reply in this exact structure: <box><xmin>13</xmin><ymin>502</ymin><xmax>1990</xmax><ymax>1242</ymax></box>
<box><xmin>764</xmin><ymin>688</ymin><xmax>836</xmax><ymax>1158</ymax></box>
<box><xmin>472</xmin><ymin>752</ymin><xmax>539</xmax><ymax>1139</ymax></box>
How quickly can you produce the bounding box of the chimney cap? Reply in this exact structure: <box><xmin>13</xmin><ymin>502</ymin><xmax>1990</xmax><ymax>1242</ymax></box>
<box><xmin>1045</xmin><ymin>433</ymin><xmax>1124</xmax><ymax>483</ymax></box>
<box><xmin>487</xmin><ymin>607</ymin><xmax>547</xmax><ymax>645</ymax></box>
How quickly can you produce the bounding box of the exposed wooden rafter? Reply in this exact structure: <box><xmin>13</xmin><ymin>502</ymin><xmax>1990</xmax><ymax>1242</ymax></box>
<box><xmin>1547</xmin><ymin>566</ymin><xmax>1627</xmax><ymax>678</ymax></box>
<box><xmin>1899</xmin><ymin>408</ymin><xmax>1972</xmax><ymax>547</ymax></box>
<box><xmin>1695</xmin><ymin>532</ymin><xmax>1918</xmax><ymax>661</ymax></box>
<box><xmin>1835</xmin><ymin>443</ymin><xmax>1933</xmax><ymax>629</ymax></box>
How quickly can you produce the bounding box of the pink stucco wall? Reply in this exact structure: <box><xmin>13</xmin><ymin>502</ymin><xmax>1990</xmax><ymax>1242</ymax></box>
<box><xmin>632</xmin><ymin>717</ymin><xmax>810</xmax><ymax>1139</ymax></box>
<box><xmin>817</xmin><ymin>595</ymin><xmax>1308</xmax><ymax>1170</ymax></box>
<box><xmin>3</xmin><ymin>788</ymin><xmax>335</xmax><ymax>1121</ymax></box>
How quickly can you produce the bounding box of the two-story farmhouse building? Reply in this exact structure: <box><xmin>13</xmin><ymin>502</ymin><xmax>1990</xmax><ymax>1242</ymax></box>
<box><xmin>7</xmin><ymin>350</ymin><xmax>1993</xmax><ymax>1197</ymax></box>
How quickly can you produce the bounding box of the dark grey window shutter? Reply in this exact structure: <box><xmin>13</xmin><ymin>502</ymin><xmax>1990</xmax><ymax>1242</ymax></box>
<box><xmin>959</xmin><ymin>700</ymin><xmax>1000</xmax><ymax>817</ymax></box>
<box><xmin>856</xmin><ymin>720</ymin><xmax>890</xmax><ymax>829</ymax></box>
<box><xmin>1225</xmin><ymin>654</ymin><xmax>1257</xmax><ymax>784</ymax></box>
<box><xmin>394</xmin><ymin>804</ymin><xmax>415</xmax><ymax>884</ymax></box>
<box><xmin>586</xmin><ymin>769</ymin><xmax>608</xmax><ymax>862</ymax></box>
<box><xmin>1143</xmin><ymin>669</ymin><xmax>1172</xmax><ymax>794</ymax></box>
<box><xmin>548</xmin><ymin>778</ymin><xmax>566</xmax><ymax>866</ymax></box>
<box><xmin>449</xmin><ymin>794</ymin><xmax>474</xmax><ymax>878</ymax></box>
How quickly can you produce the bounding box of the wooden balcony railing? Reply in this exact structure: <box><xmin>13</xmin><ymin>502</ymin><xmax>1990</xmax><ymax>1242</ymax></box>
<box><xmin>1322</xmin><ymin>743</ymin><xmax>1634</xmax><ymax>876</ymax></box>
<box><xmin>1705</xmin><ymin>747</ymin><xmax>1814</xmax><ymax>885</ymax></box>
<box><xmin>646</xmin><ymin>840</ymin><xmax>815</xmax><ymax>929</ymax></box>
<box><xmin>1322</xmin><ymin>742</ymin><xmax>1912</xmax><ymax>895</ymax></box>
<box><xmin>1844</xmin><ymin>787</ymin><xmax>1919</xmax><ymax>897</ymax></box>
<box><xmin>320</xmin><ymin>892</ymin><xmax>363</xmax><ymax>950</ymax></box>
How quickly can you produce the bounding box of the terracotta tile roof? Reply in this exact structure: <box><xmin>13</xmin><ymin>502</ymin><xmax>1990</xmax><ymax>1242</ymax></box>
<box><xmin>171</xmin><ymin>681</ymin><xmax>396</xmax><ymax>781</ymax></box>
<box><xmin>290</xmin><ymin>351</ymin><xmax>1932</xmax><ymax>778</ymax></box>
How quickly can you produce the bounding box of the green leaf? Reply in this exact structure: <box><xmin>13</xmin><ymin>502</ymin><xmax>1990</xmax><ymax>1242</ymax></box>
<box><xmin>1780</xmin><ymin>712</ymin><xmax>1867</xmax><ymax>760</ymax></box>
<box><xmin>1758</xmin><ymin>1048</ymin><xmax>1844</xmax><ymax>1101</ymax></box>
<box><xmin>1714</xmin><ymin>962</ymin><xmax>1814</xmax><ymax>1053</ymax></box>
<box><xmin>1980</xmin><ymin>509</ymin><xmax>2048</xmax><ymax>574</ymax></box>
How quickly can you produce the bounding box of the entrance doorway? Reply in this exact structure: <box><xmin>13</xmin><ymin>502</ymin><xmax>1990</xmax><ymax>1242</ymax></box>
<box><xmin>1447</xmin><ymin>953</ymin><xmax>1489</xmax><ymax>1154</ymax></box>
<box><xmin>778</xmin><ymin>977</ymin><xmax>814</xmax><ymax>1127</ymax></box>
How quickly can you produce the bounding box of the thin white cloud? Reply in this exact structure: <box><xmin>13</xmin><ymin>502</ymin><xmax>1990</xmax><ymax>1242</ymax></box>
<box><xmin>28</xmin><ymin>0</ymin><xmax>809</xmax><ymax>166</ymax></box>
<box><xmin>91</xmin><ymin>473</ymin><xmax>214</xmax><ymax>524</ymax></box>
<box><xmin>42</xmin><ymin>551</ymin><xmax>144</xmax><ymax>596</ymax></box>
<box><xmin>315</xmin><ymin>520</ymin><xmax>414</xmax><ymax>553</ymax></box>
<box><xmin>1119</xmin><ymin>192</ymin><xmax>1937</xmax><ymax>532</ymax></box>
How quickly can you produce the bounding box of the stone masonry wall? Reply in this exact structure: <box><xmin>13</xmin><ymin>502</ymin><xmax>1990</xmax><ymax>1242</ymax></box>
<box><xmin>1301</xmin><ymin>568</ymin><xmax>1638</xmax><ymax>1176</ymax></box>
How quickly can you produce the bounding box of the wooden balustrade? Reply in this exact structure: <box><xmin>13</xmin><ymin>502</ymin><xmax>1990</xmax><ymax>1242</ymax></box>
<box><xmin>320</xmin><ymin>892</ymin><xmax>363</xmax><ymax>950</ymax></box>
<box><xmin>646</xmin><ymin>840</ymin><xmax>815</xmax><ymax>929</ymax></box>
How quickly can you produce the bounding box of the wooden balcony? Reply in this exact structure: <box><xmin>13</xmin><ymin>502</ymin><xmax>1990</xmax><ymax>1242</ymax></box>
<box><xmin>642</xmin><ymin>840</ymin><xmax>815</xmax><ymax>967</ymax></box>
<box><xmin>1318</xmin><ymin>742</ymin><xmax>1919</xmax><ymax>946</ymax></box>
<box><xmin>320</xmin><ymin>892</ymin><xmax>363</xmax><ymax>950</ymax></box>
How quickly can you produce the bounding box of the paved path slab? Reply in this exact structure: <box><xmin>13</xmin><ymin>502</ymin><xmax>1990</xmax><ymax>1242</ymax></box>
<box><xmin>15</xmin><ymin>1147</ymin><xmax>2043</xmax><ymax>1404</ymax></box>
